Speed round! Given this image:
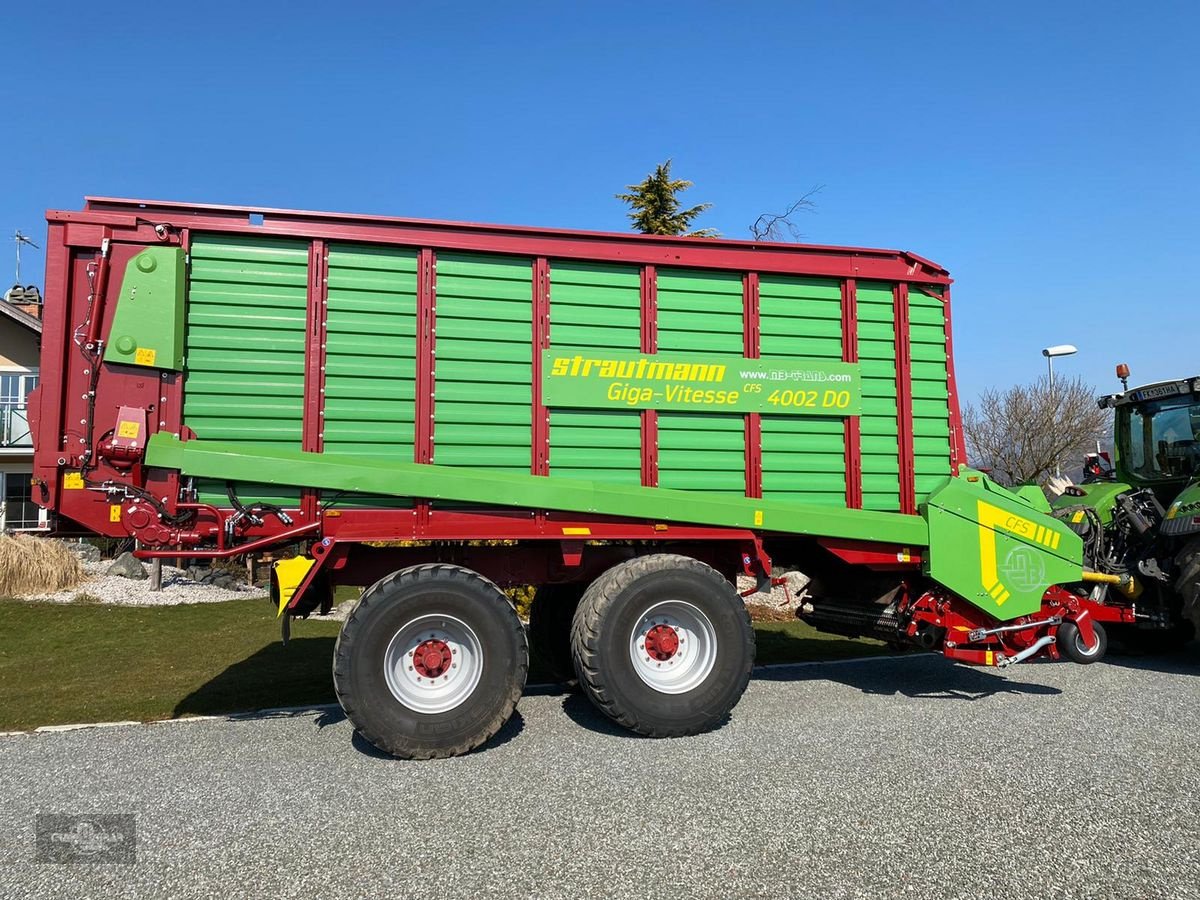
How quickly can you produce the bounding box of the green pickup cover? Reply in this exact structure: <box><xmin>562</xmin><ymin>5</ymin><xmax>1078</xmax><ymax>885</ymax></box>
<box><xmin>924</xmin><ymin>471</ymin><xmax>1083</xmax><ymax>620</ymax></box>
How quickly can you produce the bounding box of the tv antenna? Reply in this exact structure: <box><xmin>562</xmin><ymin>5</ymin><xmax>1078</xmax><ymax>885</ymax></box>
<box><xmin>13</xmin><ymin>231</ymin><xmax>39</xmax><ymax>284</ymax></box>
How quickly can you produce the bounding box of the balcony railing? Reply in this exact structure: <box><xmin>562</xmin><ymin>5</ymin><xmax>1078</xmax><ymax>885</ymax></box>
<box><xmin>0</xmin><ymin>403</ymin><xmax>32</xmax><ymax>449</ymax></box>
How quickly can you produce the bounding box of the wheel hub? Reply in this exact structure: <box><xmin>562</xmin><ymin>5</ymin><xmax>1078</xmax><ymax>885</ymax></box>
<box><xmin>628</xmin><ymin>600</ymin><xmax>718</xmax><ymax>695</ymax></box>
<box><xmin>413</xmin><ymin>639</ymin><xmax>453</xmax><ymax>678</ymax></box>
<box><xmin>383</xmin><ymin>615</ymin><xmax>484</xmax><ymax>714</ymax></box>
<box><xmin>644</xmin><ymin>624</ymin><xmax>679</xmax><ymax>661</ymax></box>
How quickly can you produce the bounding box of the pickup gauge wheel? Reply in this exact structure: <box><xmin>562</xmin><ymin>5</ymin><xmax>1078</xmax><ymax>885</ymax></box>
<box><xmin>1058</xmin><ymin>619</ymin><xmax>1108</xmax><ymax>664</ymax></box>
<box><xmin>333</xmin><ymin>564</ymin><xmax>527</xmax><ymax>759</ymax></box>
<box><xmin>570</xmin><ymin>554</ymin><xmax>754</xmax><ymax>737</ymax></box>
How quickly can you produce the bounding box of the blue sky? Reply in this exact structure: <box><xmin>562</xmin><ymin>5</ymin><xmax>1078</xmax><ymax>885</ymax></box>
<box><xmin>2</xmin><ymin>1</ymin><xmax>1196</xmax><ymax>404</ymax></box>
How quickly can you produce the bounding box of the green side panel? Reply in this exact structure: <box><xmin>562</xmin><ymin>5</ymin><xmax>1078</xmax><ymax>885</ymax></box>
<box><xmin>434</xmin><ymin>253</ymin><xmax>533</xmax><ymax>475</ymax></box>
<box><xmin>321</xmin><ymin>244</ymin><xmax>419</xmax><ymax>509</ymax></box>
<box><xmin>856</xmin><ymin>282</ymin><xmax>900</xmax><ymax>511</ymax></box>
<box><xmin>548</xmin><ymin>261</ymin><xmax>642</xmax><ymax>486</ymax></box>
<box><xmin>104</xmin><ymin>247</ymin><xmax>187</xmax><ymax>371</ymax></box>
<box><xmin>658</xmin><ymin>413</ymin><xmax>746</xmax><ymax>493</ymax></box>
<box><xmin>762</xmin><ymin>416</ymin><xmax>846</xmax><ymax>506</ymax></box>
<box><xmin>909</xmin><ymin>288</ymin><xmax>954</xmax><ymax>500</ymax></box>
<box><xmin>147</xmin><ymin>434</ymin><xmax>932</xmax><ymax>547</ymax></box>
<box><xmin>1011</xmin><ymin>484</ymin><xmax>1052</xmax><ymax>513</ymax></box>
<box><xmin>184</xmin><ymin>235</ymin><xmax>308</xmax><ymax>507</ymax></box>
<box><xmin>925</xmin><ymin>471</ymin><xmax>1083</xmax><ymax>621</ymax></box>
<box><xmin>759</xmin><ymin>275</ymin><xmax>846</xmax><ymax>506</ymax></box>
<box><xmin>657</xmin><ymin>268</ymin><xmax>745</xmax><ymax>494</ymax></box>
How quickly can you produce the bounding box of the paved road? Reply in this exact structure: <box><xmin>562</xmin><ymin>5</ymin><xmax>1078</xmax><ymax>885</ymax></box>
<box><xmin>1</xmin><ymin>654</ymin><xmax>1198</xmax><ymax>900</ymax></box>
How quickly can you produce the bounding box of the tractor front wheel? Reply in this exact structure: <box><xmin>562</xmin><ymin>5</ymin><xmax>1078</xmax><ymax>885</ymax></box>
<box><xmin>1175</xmin><ymin>538</ymin><xmax>1200</xmax><ymax>640</ymax></box>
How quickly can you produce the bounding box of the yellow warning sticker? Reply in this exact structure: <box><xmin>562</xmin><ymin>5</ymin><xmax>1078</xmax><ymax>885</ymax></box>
<box><xmin>753</xmin><ymin>510</ymin><xmax>763</xmax><ymax>526</ymax></box>
<box><xmin>63</xmin><ymin>472</ymin><xmax>84</xmax><ymax>490</ymax></box>
<box><xmin>1071</xmin><ymin>510</ymin><xmax>1085</xmax><ymax>523</ymax></box>
<box><xmin>109</xmin><ymin>505</ymin><xmax>122</xmax><ymax>523</ymax></box>
<box><xmin>561</xmin><ymin>527</ymin><xmax>591</xmax><ymax>536</ymax></box>
<box><xmin>134</xmin><ymin>347</ymin><xmax>157</xmax><ymax>366</ymax></box>
<box><xmin>117</xmin><ymin>420</ymin><xmax>140</xmax><ymax>439</ymax></box>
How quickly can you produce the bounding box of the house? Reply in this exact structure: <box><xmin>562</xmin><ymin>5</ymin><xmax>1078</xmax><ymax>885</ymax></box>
<box><xmin>0</xmin><ymin>284</ymin><xmax>45</xmax><ymax>531</ymax></box>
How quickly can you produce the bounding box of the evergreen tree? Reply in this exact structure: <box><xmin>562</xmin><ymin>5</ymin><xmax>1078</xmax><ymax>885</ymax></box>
<box><xmin>615</xmin><ymin>160</ymin><xmax>717</xmax><ymax>237</ymax></box>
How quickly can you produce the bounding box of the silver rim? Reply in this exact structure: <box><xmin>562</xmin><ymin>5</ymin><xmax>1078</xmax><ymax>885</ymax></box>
<box><xmin>628</xmin><ymin>600</ymin><xmax>718</xmax><ymax>694</ymax></box>
<box><xmin>1074</xmin><ymin>627</ymin><xmax>1101</xmax><ymax>656</ymax></box>
<box><xmin>383</xmin><ymin>614</ymin><xmax>483</xmax><ymax>713</ymax></box>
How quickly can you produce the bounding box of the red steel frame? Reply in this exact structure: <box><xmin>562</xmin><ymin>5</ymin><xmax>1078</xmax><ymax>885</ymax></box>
<box><xmin>942</xmin><ymin>286</ymin><xmax>967</xmax><ymax>468</ymax></box>
<box><xmin>32</xmin><ymin>198</ymin><xmax>957</xmax><ymax>566</ymax></box>
<box><xmin>893</xmin><ymin>284</ymin><xmax>917</xmax><ymax>515</ymax></box>
<box><xmin>841</xmin><ymin>279</ymin><xmax>863</xmax><ymax>509</ymax></box>
<box><xmin>742</xmin><ymin>272</ymin><xmax>762</xmax><ymax>499</ymax></box>
<box><xmin>640</xmin><ymin>264</ymin><xmax>659</xmax><ymax>488</ymax></box>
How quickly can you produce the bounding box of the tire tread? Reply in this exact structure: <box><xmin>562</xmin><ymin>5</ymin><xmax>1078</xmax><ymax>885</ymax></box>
<box><xmin>332</xmin><ymin>564</ymin><xmax>527</xmax><ymax>760</ymax></box>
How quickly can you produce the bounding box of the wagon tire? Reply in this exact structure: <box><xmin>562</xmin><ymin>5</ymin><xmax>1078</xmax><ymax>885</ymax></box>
<box><xmin>528</xmin><ymin>583</ymin><xmax>586</xmax><ymax>684</ymax></box>
<box><xmin>1058</xmin><ymin>620</ymin><xmax>1107</xmax><ymax>664</ymax></box>
<box><xmin>570</xmin><ymin>554</ymin><xmax>754</xmax><ymax>737</ymax></box>
<box><xmin>332</xmin><ymin>564</ymin><xmax>527</xmax><ymax>759</ymax></box>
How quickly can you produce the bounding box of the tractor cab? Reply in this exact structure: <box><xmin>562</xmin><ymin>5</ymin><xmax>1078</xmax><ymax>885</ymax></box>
<box><xmin>1100</xmin><ymin>370</ymin><xmax>1200</xmax><ymax>491</ymax></box>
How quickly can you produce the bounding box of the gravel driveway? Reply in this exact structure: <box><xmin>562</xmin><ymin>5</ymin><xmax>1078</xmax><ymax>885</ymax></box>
<box><xmin>0</xmin><ymin>654</ymin><xmax>1197</xmax><ymax>899</ymax></box>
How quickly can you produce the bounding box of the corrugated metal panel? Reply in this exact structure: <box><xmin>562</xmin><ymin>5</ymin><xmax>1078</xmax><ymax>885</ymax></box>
<box><xmin>434</xmin><ymin>252</ymin><xmax>533</xmax><ymax>474</ymax></box>
<box><xmin>856</xmin><ymin>282</ymin><xmax>901</xmax><ymax>511</ymax></box>
<box><xmin>184</xmin><ymin>235</ymin><xmax>307</xmax><ymax>507</ymax></box>
<box><xmin>759</xmin><ymin>275</ymin><xmax>846</xmax><ymax>507</ymax></box>
<box><xmin>657</xmin><ymin>268</ymin><xmax>745</xmax><ymax>494</ymax></box>
<box><xmin>909</xmin><ymin>287</ymin><xmax>954</xmax><ymax>499</ymax></box>
<box><xmin>547</xmin><ymin>261</ymin><xmax>642</xmax><ymax>485</ymax></box>
<box><xmin>322</xmin><ymin>243</ymin><xmax>419</xmax><ymax>508</ymax></box>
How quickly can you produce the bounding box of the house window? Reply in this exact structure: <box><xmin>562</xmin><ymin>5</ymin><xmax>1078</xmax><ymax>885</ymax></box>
<box><xmin>3</xmin><ymin>472</ymin><xmax>45</xmax><ymax>530</ymax></box>
<box><xmin>0</xmin><ymin>371</ymin><xmax>38</xmax><ymax>448</ymax></box>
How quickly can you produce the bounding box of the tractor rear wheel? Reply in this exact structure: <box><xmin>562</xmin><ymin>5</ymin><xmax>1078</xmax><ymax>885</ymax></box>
<box><xmin>570</xmin><ymin>554</ymin><xmax>754</xmax><ymax>737</ymax></box>
<box><xmin>333</xmin><ymin>564</ymin><xmax>527</xmax><ymax>759</ymax></box>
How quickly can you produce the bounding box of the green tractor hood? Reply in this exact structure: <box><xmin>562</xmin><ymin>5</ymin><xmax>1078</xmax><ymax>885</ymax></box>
<box><xmin>1163</xmin><ymin>478</ymin><xmax>1200</xmax><ymax>537</ymax></box>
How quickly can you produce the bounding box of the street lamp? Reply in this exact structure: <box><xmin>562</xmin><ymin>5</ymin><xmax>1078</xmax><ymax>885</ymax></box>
<box><xmin>1042</xmin><ymin>344</ymin><xmax>1078</xmax><ymax>477</ymax></box>
<box><xmin>1041</xmin><ymin>344</ymin><xmax>1078</xmax><ymax>391</ymax></box>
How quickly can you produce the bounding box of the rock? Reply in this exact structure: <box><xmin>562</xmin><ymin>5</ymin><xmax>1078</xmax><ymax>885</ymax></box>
<box><xmin>106</xmin><ymin>551</ymin><xmax>148</xmax><ymax>580</ymax></box>
<box><xmin>212</xmin><ymin>574</ymin><xmax>239</xmax><ymax>589</ymax></box>
<box><xmin>186</xmin><ymin>565</ymin><xmax>211</xmax><ymax>583</ymax></box>
<box><xmin>67</xmin><ymin>542</ymin><xmax>102</xmax><ymax>563</ymax></box>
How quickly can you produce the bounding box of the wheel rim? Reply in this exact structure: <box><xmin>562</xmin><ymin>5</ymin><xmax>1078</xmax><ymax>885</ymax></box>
<box><xmin>384</xmin><ymin>614</ymin><xmax>484</xmax><ymax>713</ymax></box>
<box><xmin>628</xmin><ymin>600</ymin><xmax>718</xmax><ymax>695</ymax></box>
<box><xmin>1074</xmin><ymin>626</ymin><xmax>1101</xmax><ymax>657</ymax></box>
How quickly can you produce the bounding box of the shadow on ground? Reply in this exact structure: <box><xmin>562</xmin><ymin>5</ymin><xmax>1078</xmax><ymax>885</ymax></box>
<box><xmin>755</xmin><ymin>653</ymin><xmax>1063</xmax><ymax>700</ymax></box>
<box><xmin>173</xmin><ymin>637</ymin><xmax>338</xmax><ymax>719</ymax></box>
<box><xmin>1100</xmin><ymin>642</ymin><xmax>1200</xmax><ymax>678</ymax></box>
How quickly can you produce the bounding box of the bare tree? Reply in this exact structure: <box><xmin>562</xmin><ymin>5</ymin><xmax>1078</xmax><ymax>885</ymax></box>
<box><xmin>962</xmin><ymin>375</ymin><xmax>1110</xmax><ymax>486</ymax></box>
<box><xmin>749</xmin><ymin>187</ymin><xmax>822</xmax><ymax>241</ymax></box>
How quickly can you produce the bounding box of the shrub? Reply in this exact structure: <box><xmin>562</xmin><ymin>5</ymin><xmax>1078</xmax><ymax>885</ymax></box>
<box><xmin>0</xmin><ymin>535</ymin><xmax>84</xmax><ymax>597</ymax></box>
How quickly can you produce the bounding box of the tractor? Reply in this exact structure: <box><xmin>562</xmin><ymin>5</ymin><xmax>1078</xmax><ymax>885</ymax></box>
<box><xmin>1051</xmin><ymin>365</ymin><xmax>1200</xmax><ymax>648</ymax></box>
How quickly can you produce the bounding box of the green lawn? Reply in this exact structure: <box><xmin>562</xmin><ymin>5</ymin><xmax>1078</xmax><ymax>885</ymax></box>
<box><xmin>0</xmin><ymin>597</ymin><xmax>885</xmax><ymax>731</ymax></box>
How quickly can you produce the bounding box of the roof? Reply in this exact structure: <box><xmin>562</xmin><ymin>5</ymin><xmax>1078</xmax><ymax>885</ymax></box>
<box><xmin>0</xmin><ymin>299</ymin><xmax>42</xmax><ymax>335</ymax></box>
